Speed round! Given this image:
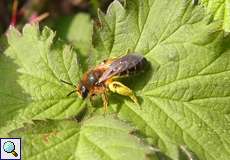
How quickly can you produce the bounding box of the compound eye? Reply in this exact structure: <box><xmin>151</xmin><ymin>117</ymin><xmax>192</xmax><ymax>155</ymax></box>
<box><xmin>81</xmin><ymin>85</ymin><xmax>88</xmax><ymax>99</ymax></box>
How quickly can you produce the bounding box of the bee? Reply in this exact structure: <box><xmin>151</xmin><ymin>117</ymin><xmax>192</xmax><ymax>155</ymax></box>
<box><xmin>61</xmin><ymin>53</ymin><xmax>148</xmax><ymax>113</ymax></box>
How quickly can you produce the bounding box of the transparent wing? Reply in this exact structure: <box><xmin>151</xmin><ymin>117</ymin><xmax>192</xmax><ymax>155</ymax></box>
<box><xmin>98</xmin><ymin>54</ymin><xmax>144</xmax><ymax>83</ymax></box>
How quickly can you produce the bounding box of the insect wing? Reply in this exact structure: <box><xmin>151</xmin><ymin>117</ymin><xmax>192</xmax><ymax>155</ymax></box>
<box><xmin>98</xmin><ymin>54</ymin><xmax>144</xmax><ymax>83</ymax></box>
<box><xmin>98</xmin><ymin>61</ymin><xmax>128</xmax><ymax>83</ymax></box>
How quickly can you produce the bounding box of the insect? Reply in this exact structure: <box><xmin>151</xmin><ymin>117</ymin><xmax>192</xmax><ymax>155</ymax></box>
<box><xmin>61</xmin><ymin>53</ymin><xmax>148</xmax><ymax>113</ymax></box>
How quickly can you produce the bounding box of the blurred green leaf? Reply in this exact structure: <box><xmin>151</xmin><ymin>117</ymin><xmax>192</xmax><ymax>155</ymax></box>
<box><xmin>54</xmin><ymin>13</ymin><xmax>93</xmax><ymax>54</ymax></box>
<box><xmin>201</xmin><ymin>0</ymin><xmax>230</xmax><ymax>32</ymax></box>
<box><xmin>10</xmin><ymin>116</ymin><xmax>156</xmax><ymax>160</ymax></box>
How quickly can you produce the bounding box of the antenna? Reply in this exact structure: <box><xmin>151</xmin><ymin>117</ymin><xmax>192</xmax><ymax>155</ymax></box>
<box><xmin>67</xmin><ymin>90</ymin><xmax>76</xmax><ymax>96</ymax></box>
<box><xmin>60</xmin><ymin>79</ymin><xmax>76</xmax><ymax>87</ymax></box>
<box><xmin>60</xmin><ymin>79</ymin><xmax>78</xmax><ymax>97</ymax></box>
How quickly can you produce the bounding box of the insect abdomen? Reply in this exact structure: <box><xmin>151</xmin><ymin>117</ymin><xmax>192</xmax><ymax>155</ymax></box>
<box><xmin>118</xmin><ymin>54</ymin><xmax>148</xmax><ymax>76</ymax></box>
<box><xmin>120</xmin><ymin>58</ymin><xmax>147</xmax><ymax>76</ymax></box>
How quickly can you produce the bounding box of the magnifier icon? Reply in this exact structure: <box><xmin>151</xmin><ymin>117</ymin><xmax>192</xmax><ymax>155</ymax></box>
<box><xmin>3</xmin><ymin>141</ymin><xmax>18</xmax><ymax>157</ymax></box>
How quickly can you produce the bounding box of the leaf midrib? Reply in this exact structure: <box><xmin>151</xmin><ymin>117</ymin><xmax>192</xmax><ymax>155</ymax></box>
<box><xmin>142</xmin><ymin>70</ymin><xmax>230</xmax><ymax>95</ymax></box>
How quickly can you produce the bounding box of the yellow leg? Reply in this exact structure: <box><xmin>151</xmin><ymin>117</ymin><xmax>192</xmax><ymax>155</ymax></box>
<box><xmin>102</xmin><ymin>93</ymin><xmax>108</xmax><ymax>114</ymax></box>
<box><xmin>108</xmin><ymin>81</ymin><xmax>139</xmax><ymax>105</ymax></box>
<box><xmin>125</xmin><ymin>48</ymin><xmax>132</xmax><ymax>55</ymax></box>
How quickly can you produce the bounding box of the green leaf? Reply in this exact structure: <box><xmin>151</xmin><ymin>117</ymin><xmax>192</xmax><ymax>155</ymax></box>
<box><xmin>53</xmin><ymin>13</ymin><xmax>93</xmax><ymax>54</ymax></box>
<box><xmin>93</xmin><ymin>0</ymin><xmax>230</xmax><ymax>160</ymax></box>
<box><xmin>0</xmin><ymin>24</ymin><xmax>86</xmax><ymax>136</ymax></box>
<box><xmin>201</xmin><ymin>0</ymin><xmax>230</xmax><ymax>32</ymax></box>
<box><xmin>1</xmin><ymin>0</ymin><xmax>230</xmax><ymax>159</ymax></box>
<box><xmin>9</xmin><ymin>116</ymin><xmax>156</xmax><ymax>160</ymax></box>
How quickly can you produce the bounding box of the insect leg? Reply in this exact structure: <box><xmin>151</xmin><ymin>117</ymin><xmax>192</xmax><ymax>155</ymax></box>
<box><xmin>125</xmin><ymin>48</ymin><xmax>132</xmax><ymax>55</ymax></box>
<box><xmin>108</xmin><ymin>81</ymin><xmax>139</xmax><ymax>105</ymax></box>
<box><xmin>101</xmin><ymin>93</ymin><xmax>109</xmax><ymax>114</ymax></box>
